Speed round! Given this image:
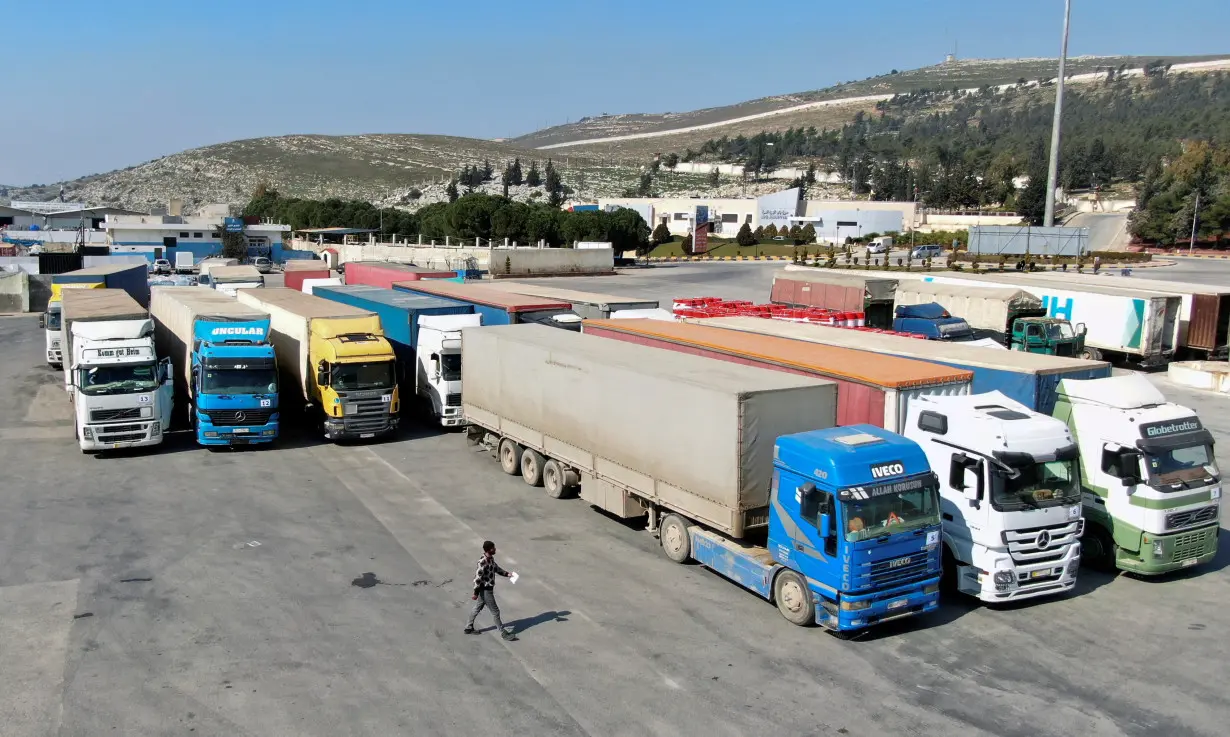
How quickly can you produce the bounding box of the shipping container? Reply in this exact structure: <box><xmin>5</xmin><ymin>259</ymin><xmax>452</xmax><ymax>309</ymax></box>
<box><xmin>698</xmin><ymin>316</ymin><xmax>1110</xmax><ymax>414</ymax></box>
<box><xmin>149</xmin><ymin>286</ymin><xmax>271</xmax><ymax>399</ymax></box>
<box><xmin>282</xmin><ymin>260</ymin><xmax>331</xmax><ymax>292</ymax></box>
<box><xmin>314</xmin><ymin>285</ymin><xmax>472</xmax><ymax>350</ymax></box>
<box><xmin>53</xmin><ymin>263</ymin><xmax>150</xmax><ymax>307</ymax></box>
<box><xmin>61</xmin><ymin>289</ymin><xmax>150</xmax><ymax>382</ymax></box>
<box><xmin>582</xmin><ymin>318</ymin><xmax>971</xmax><ymax>432</ymax></box>
<box><xmin>463</xmin><ymin>324</ymin><xmax>838</xmax><ymax>537</ymax></box>
<box><xmin>392</xmin><ymin>280</ymin><xmax>576</xmax><ymax>327</ymax></box>
<box><xmin>344</xmin><ymin>261</ymin><xmax>458</xmax><ymax>288</ymax></box>
<box><xmin>770</xmin><ymin>270</ymin><xmax>897</xmax><ymax>328</ymax></box>
<box><xmin>484</xmin><ymin>281</ymin><xmax>659</xmax><ymax>319</ymax></box>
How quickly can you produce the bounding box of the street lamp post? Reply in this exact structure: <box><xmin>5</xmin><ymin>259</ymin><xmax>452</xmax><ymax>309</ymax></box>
<box><xmin>1043</xmin><ymin>0</ymin><xmax>1072</xmax><ymax>227</ymax></box>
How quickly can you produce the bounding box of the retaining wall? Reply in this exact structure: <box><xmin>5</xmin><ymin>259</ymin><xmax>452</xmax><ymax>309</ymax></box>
<box><xmin>0</xmin><ymin>270</ymin><xmax>30</xmax><ymax>313</ymax></box>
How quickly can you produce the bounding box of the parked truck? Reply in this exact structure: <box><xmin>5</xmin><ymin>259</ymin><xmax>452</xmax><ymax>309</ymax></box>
<box><xmin>1053</xmin><ymin>374</ymin><xmax>1220</xmax><ymax>574</ymax></box>
<box><xmin>698</xmin><ymin>316</ymin><xmax>1111</xmax><ymax>414</ymax></box>
<box><xmin>208</xmin><ymin>265</ymin><xmax>264</xmax><ymax>296</ymax></box>
<box><xmin>890</xmin><ymin>271</ymin><xmax>1181</xmax><ymax>365</ymax></box>
<box><xmin>344</xmin><ymin>261</ymin><xmax>459</xmax><ymax>288</ymax></box>
<box><xmin>892</xmin><ymin>303</ymin><xmax>978</xmax><ymax>342</ymax></box>
<box><xmin>41</xmin><ymin>282</ymin><xmax>102</xmax><ymax>367</ymax></box>
<box><xmin>149</xmin><ymin>287</ymin><xmax>280</xmax><ymax>446</ymax></box>
<box><xmin>892</xmin><ymin>281</ymin><xmax>1085</xmax><ymax>355</ymax></box>
<box><xmin>584</xmin><ymin>318</ymin><xmax>972</xmax><ymax>432</ymax></box>
<box><xmin>770</xmin><ymin>270</ymin><xmax>897</xmax><ymax>328</ymax></box>
<box><xmin>282</xmin><ymin>260</ymin><xmax>331</xmax><ymax>292</ymax></box>
<box><xmin>463</xmin><ymin>325</ymin><xmax>943</xmax><ymax>634</ymax></box>
<box><xmin>1017</xmin><ymin>272</ymin><xmax>1230</xmax><ymax>360</ymax></box>
<box><xmin>314</xmin><ymin>284</ymin><xmax>480</xmax><ymax>427</ymax></box>
<box><xmin>906</xmin><ymin>393</ymin><xmax>1084</xmax><ymax>602</ymax></box>
<box><xmin>236</xmin><ymin>288</ymin><xmax>399</xmax><ymax>440</ymax></box>
<box><xmin>197</xmin><ymin>258</ymin><xmax>239</xmax><ymax>285</ymax></box>
<box><xmin>392</xmin><ymin>280</ymin><xmax>580</xmax><ymax>330</ymax></box>
<box><xmin>484</xmin><ymin>282</ymin><xmax>660</xmax><ymax>319</ymax></box>
<box><xmin>61</xmin><ymin>290</ymin><xmax>172</xmax><ymax>452</ymax></box>
<box><xmin>175</xmin><ymin>252</ymin><xmax>195</xmax><ymax>274</ymax></box>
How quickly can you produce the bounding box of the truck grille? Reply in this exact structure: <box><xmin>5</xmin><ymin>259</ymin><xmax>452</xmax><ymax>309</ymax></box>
<box><xmin>202</xmin><ymin>409</ymin><xmax>275</xmax><ymax>427</ymax></box>
<box><xmin>1173</xmin><ymin>527</ymin><xmax>1217</xmax><ymax>560</ymax></box>
<box><xmin>1003</xmin><ymin>520</ymin><xmax>1082</xmax><ymax>565</ymax></box>
<box><xmin>869</xmin><ymin>555</ymin><xmax>931</xmax><ymax>588</ymax></box>
<box><xmin>445</xmin><ymin>393</ymin><xmax>462</xmax><ymax>407</ymax></box>
<box><xmin>91</xmin><ymin>407</ymin><xmax>142</xmax><ymax>423</ymax></box>
<box><xmin>1166</xmin><ymin>505</ymin><xmax>1218</xmax><ymax>531</ymax></box>
<box><xmin>342</xmin><ymin>397</ymin><xmax>392</xmax><ymax>434</ymax></box>
<box><xmin>96</xmin><ymin>423</ymin><xmax>148</xmax><ymax>442</ymax></box>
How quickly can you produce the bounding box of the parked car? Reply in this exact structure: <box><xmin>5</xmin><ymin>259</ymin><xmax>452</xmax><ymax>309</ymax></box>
<box><xmin>152</xmin><ymin>258</ymin><xmax>173</xmax><ymax>275</ymax></box>
<box><xmin>253</xmin><ymin>256</ymin><xmax>273</xmax><ymax>274</ymax></box>
<box><xmin>866</xmin><ymin>242</ymin><xmax>889</xmax><ymax>254</ymax></box>
<box><xmin>911</xmin><ymin>244</ymin><xmax>945</xmax><ymax>259</ymax></box>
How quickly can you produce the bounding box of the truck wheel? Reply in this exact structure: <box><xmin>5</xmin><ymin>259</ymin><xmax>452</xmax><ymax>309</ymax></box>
<box><xmin>542</xmin><ymin>459</ymin><xmax>572</xmax><ymax>499</ymax></box>
<box><xmin>1080</xmin><ymin>346</ymin><xmax>1103</xmax><ymax>361</ymax></box>
<box><xmin>773</xmin><ymin>570</ymin><xmax>816</xmax><ymax>626</ymax></box>
<box><xmin>1081</xmin><ymin>524</ymin><xmax>1117</xmax><ymax>572</ymax></box>
<box><xmin>659</xmin><ymin>513</ymin><xmax>691</xmax><ymax>563</ymax></box>
<box><xmin>521</xmin><ymin>449</ymin><xmax>545</xmax><ymax>487</ymax></box>
<box><xmin>498</xmin><ymin>438</ymin><xmax>522</xmax><ymax>475</ymax></box>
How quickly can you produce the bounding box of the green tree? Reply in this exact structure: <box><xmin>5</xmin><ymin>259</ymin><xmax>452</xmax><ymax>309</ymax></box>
<box><xmin>651</xmin><ymin>222</ymin><xmax>672</xmax><ymax>245</ymax></box>
<box><xmin>663</xmin><ymin>152</ymin><xmax>679</xmax><ymax>169</ymax></box>
<box><xmin>544</xmin><ymin>159</ymin><xmax>564</xmax><ymax>207</ymax></box>
<box><xmin>764</xmin><ymin>223</ymin><xmax>778</xmax><ymax>238</ymax></box>
<box><xmin>635</xmin><ymin>172</ymin><xmax>653</xmax><ymax>197</ymax></box>
<box><xmin>526</xmin><ymin>160</ymin><xmax>542</xmax><ymax>187</ymax></box>
<box><xmin>510</xmin><ymin>158</ymin><xmax>523</xmax><ymax>186</ymax></box>
<box><xmin>736</xmin><ymin>222</ymin><xmax>756</xmax><ymax>246</ymax></box>
<box><xmin>754</xmin><ymin>225</ymin><xmax>765</xmax><ymax>240</ymax></box>
<box><xmin>801</xmin><ymin>223</ymin><xmax>817</xmax><ymax>243</ymax></box>
<box><xmin>707</xmin><ymin>168</ymin><xmax>721</xmax><ymax>188</ymax></box>
<box><xmin>219</xmin><ymin>229</ymin><xmax>247</xmax><ymax>260</ymax></box>
<box><xmin>445</xmin><ymin>179</ymin><xmax>459</xmax><ymax>203</ymax></box>
<box><xmin>680</xmin><ymin>233</ymin><xmax>694</xmax><ymax>255</ymax></box>
<box><xmin>606</xmin><ymin>207</ymin><xmax>651</xmax><ymax>255</ymax></box>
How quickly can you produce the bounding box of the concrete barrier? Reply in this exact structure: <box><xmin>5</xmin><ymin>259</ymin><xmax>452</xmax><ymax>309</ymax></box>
<box><xmin>0</xmin><ymin>270</ymin><xmax>30</xmax><ymax>313</ymax></box>
<box><xmin>1167</xmin><ymin>361</ymin><xmax>1230</xmax><ymax>393</ymax></box>
<box><xmin>321</xmin><ymin>242</ymin><xmax>615</xmax><ymax>277</ymax></box>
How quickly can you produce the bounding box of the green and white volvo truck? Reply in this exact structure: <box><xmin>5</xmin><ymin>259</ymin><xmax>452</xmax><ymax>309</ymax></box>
<box><xmin>1053</xmin><ymin>375</ymin><xmax>1220</xmax><ymax>574</ymax></box>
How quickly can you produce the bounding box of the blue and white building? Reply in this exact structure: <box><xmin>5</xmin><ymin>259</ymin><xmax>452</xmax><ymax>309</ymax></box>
<box><xmin>104</xmin><ymin>214</ymin><xmax>295</xmax><ymax>264</ymax></box>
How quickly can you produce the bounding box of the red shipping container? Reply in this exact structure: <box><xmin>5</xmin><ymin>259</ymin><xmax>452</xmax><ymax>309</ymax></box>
<box><xmin>582</xmin><ymin>318</ymin><xmax>971</xmax><ymax>433</ymax></box>
<box><xmin>344</xmin><ymin>261</ymin><xmax>457</xmax><ymax>288</ymax></box>
<box><xmin>282</xmin><ymin>260</ymin><xmax>330</xmax><ymax>291</ymax></box>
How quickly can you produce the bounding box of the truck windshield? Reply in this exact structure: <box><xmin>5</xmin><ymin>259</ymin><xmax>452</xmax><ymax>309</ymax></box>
<box><xmin>1146</xmin><ymin>443</ymin><xmax>1218</xmax><ymax>487</ymax></box>
<box><xmin>203</xmin><ymin>368</ymin><xmax>278</xmax><ymax>395</ymax></box>
<box><xmin>78</xmin><ymin>362</ymin><xmax>158</xmax><ymax>396</ymax></box>
<box><xmin>843</xmin><ymin>483</ymin><xmax>940</xmax><ymax>542</ymax></box>
<box><xmin>1047</xmin><ymin>322</ymin><xmax>1075</xmax><ymax>340</ymax></box>
<box><xmin>46</xmin><ymin>309</ymin><xmax>62</xmax><ymax>330</ymax></box>
<box><xmin>938</xmin><ymin>320</ymin><xmax>974</xmax><ymax>339</ymax></box>
<box><xmin>992</xmin><ymin>459</ymin><xmax>1080</xmax><ymax>510</ymax></box>
<box><xmin>332</xmin><ymin>361</ymin><xmax>395</xmax><ymax>391</ymax></box>
<box><xmin>441</xmin><ymin>353</ymin><xmax>462</xmax><ymax>381</ymax></box>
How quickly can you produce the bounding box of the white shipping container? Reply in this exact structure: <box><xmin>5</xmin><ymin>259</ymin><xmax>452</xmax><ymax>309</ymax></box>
<box><xmin>462</xmin><ymin>325</ymin><xmax>839</xmax><ymax>537</ymax></box>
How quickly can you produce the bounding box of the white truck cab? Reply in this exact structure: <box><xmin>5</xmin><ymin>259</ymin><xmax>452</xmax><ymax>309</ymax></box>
<box><xmin>67</xmin><ymin>319</ymin><xmax>173</xmax><ymax>452</ymax></box>
<box><xmin>1053</xmin><ymin>375</ymin><xmax>1220</xmax><ymax>574</ymax></box>
<box><xmin>907</xmin><ymin>392</ymin><xmax>1083</xmax><ymax>602</ymax></box>
<box><xmin>417</xmin><ymin>313</ymin><xmax>481</xmax><ymax>427</ymax></box>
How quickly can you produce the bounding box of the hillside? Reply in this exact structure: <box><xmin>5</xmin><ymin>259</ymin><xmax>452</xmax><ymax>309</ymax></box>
<box><xmin>9</xmin><ymin>53</ymin><xmax>1230</xmax><ymax>212</ymax></box>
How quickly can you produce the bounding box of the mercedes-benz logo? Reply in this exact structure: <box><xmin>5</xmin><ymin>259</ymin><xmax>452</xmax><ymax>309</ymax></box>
<box><xmin>234</xmin><ymin>411</ymin><xmax>246</xmax><ymax>423</ymax></box>
<box><xmin>1036</xmin><ymin>530</ymin><xmax>1051</xmax><ymax>549</ymax></box>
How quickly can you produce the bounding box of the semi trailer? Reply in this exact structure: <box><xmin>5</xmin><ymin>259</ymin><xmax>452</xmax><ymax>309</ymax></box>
<box><xmin>43</xmin><ymin>264</ymin><xmax>151</xmax><ymax>366</ymax></box>
<box><xmin>392</xmin><ymin>280</ymin><xmax>579</xmax><ymax>329</ymax></box>
<box><xmin>484</xmin><ymin>282</ymin><xmax>660</xmax><ymax>319</ymax></box>
<box><xmin>236</xmin><ymin>288</ymin><xmax>399</xmax><ymax>441</ymax></box>
<box><xmin>208</xmin><ymin>265</ymin><xmax>264</xmax><ymax>296</ymax></box>
<box><xmin>344</xmin><ymin>261</ymin><xmax>459</xmax><ymax>288</ymax></box>
<box><xmin>462</xmin><ymin>325</ymin><xmax>943</xmax><ymax>634</ymax></box>
<box><xmin>282</xmin><ymin>260</ymin><xmax>331</xmax><ymax>292</ymax></box>
<box><xmin>41</xmin><ymin>282</ymin><xmax>102</xmax><ymax>367</ymax></box>
<box><xmin>770</xmin><ymin>270</ymin><xmax>897</xmax><ymax>328</ymax></box>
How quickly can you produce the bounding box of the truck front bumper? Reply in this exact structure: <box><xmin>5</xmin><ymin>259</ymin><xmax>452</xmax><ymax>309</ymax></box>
<box><xmin>817</xmin><ymin>576</ymin><xmax>941</xmax><ymax>632</ymax></box>
<box><xmin>440</xmin><ymin>406</ymin><xmax>464</xmax><ymax>428</ymax></box>
<box><xmin>325</xmin><ymin>415</ymin><xmax>398</xmax><ymax>441</ymax></box>
<box><xmin>198</xmin><ymin>422</ymin><xmax>279</xmax><ymax>446</ymax></box>
<box><xmin>80</xmin><ymin>421</ymin><xmax>163</xmax><ymax>451</ymax></box>
<box><xmin>47</xmin><ymin>348</ymin><xmax>62</xmax><ymax>366</ymax></box>
<box><xmin>966</xmin><ymin>543</ymin><xmax>1081</xmax><ymax>602</ymax></box>
<box><xmin>1117</xmin><ymin>524</ymin><xmax>1219</xmax><ymax>575</ymax></box>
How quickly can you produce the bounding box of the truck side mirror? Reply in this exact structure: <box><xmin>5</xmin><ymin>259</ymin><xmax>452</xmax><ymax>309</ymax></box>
<box><xmin>949</xmin><ymin>453</ymin><xmax>971</xmax><ymax>491</ymax></box>
<box><xmin>430</xmin><ymin>353</ymin><xmax>441</xmax><ymax>380</ymax></box>
<box><xmin>38</xmin><ymin>314</ymin><xmax>45</xmax><ymax>329</ymax></box>
<box><xmin>316</xmin><ymin>360</ymin><xmax>330</xmax><ymax>387</ymax></box>
<box><xmin>1076</xmin><ymin>322</ymin><xmax>1087</xmax><ymax>336</ymax></box>
<box><xmin>1119</xmin><ymin>450</ymin><xmax>1143</xmax><ymax>487</ymax></box>
<box><xmin>817</xmin><ymin>513</ymin><xmax>831</xmax><ymax>539</ymax></box>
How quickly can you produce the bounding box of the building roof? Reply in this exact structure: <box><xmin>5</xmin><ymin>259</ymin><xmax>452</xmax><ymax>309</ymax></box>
<box><xmin>296</xmin><ymin>227</ymin><xmax>379</xmax><ymax>235</ymax></box>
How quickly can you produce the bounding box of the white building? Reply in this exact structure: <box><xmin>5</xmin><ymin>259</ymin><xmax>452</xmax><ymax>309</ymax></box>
<box><xmin>599</xmin><ymin>188</ymin><xmax>803</xmax><ymax>237</ymax></box>
<box><xmin>105</xmin><ymin>213</ymin><xmax>294</xmax><ymax>263</ymax></box>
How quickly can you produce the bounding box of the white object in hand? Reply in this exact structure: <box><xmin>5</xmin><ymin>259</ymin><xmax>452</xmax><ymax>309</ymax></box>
<box><xmin>509</xmin><ymin>572</ymin><xmax>519</xmax><ymax>584</ymax></box>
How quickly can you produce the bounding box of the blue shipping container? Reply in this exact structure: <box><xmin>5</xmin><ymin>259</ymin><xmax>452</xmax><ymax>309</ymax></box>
<box><xmin>53</xmin><ymin>263</ymin><xmax>150</xmax><ymax>307</ymax></box>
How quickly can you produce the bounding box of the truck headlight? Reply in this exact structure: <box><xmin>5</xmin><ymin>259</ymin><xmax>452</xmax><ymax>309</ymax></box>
<box><xmin>839</xmin><ymin>599</ymin><xmax>871</xmax><ymax>611</ymax></box>
<box><xmin>140</xmin><ymin>406</ymin><xmax>152</xmax><ymax>418</ymax></box>
<box><xmin>151</xmin><ymin>423</ymin><xmax>161</xmax><ymax>437</ymax></box>
<box><xmin>993</xmin><ymin>571</ymin><xmax>1015</xmax><ymax>585</ymax></box>
<box><xmin>1152</xmin><ymin>539</ymin><xmax>1165</xmax><ymax>558</ymax></box>
<box><xmin>82</xmin><ymin>427</ymin><xmax>93</xmax><ymax>440</ymax></box>
<box><xmin>1067</xmin><ymin>560</ymin><xmax>1079</xmax><ymax>577</ymax></box>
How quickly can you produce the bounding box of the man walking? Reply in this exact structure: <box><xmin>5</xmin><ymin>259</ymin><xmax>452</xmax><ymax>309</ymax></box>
<box><xmin>465</xmin><ymin>540</ymin><xmax>518</xmax><ymax>641</ymax></box>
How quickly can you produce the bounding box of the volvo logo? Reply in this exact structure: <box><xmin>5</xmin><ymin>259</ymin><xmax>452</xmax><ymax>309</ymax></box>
<box><xmin>1036</xmin><ymin>530</ymin><xmax>1051</xmax><ymax>550</ymax></box>
<box><xmin>234</xmin><ymin>411</ymin><xmax>246</xmax><ymax>423</ymax></box>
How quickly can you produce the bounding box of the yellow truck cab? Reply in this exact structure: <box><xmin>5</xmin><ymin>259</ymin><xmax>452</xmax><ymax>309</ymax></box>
<box><xmin>236</xmin><ymin>287</ymin><xmax>400</xmax><ymax>440</ymax></box>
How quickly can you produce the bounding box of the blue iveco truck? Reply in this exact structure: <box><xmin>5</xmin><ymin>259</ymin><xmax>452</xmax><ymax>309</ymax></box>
<box><xmin>150</xmin><ymin>287</ymin><xmax>279</xmax><ymax>446</ymax></box>
<box><xmin>462</xmin><ymin>325</ymin><xmax>942</xmax><ymax>635</ymax></box>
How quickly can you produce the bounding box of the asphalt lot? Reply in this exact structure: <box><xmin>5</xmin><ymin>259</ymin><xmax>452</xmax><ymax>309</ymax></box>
<box><xmin>4</xmin><ymin>261</ymin><xmax>1230</xmax><ymax>736</ymax></box>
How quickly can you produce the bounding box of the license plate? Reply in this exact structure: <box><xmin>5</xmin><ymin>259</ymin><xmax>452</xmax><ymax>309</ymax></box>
<box><xmin>233</xmin><ymin>428</ymin><xmax>249</xmax><ymax>434</ymax></box>
<box><xmin>888</xmin><ymin>598</ymin><xmax>908</xmax><ymax>610</ymax></box>
<box><xmin>1030</xmin><ymin>569</ymin><xmax>1050</xmax><ymax>579</ymax></box>
<box><xmin>360</xmin><ymin>433</ymin><xmax>374</xmax><ymax>439</ymax></box>
<box><xmin>1182</xmin><ymin>558</ymin><xmax>1199</xmax><ymax>568</ymax></box>
<box><xmin>112</xmin><ymin>443</ymin><xmax>121</xmax><ymax>449</ymax></box>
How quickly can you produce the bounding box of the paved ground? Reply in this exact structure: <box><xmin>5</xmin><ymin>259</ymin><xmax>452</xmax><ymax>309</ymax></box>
<box><xmin>4</xmin><ymin>263</ymin><xmax>1230</xmax><ymax>736</ymax></box>
<box><xmin>1068</xmin><ymin>212</ymin><xmax>1131</xmax><ymax>252</ymax></box>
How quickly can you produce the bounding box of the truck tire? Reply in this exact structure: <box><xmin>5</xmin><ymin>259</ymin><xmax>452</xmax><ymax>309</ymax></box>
<box><xmin>1080</xmin><ymin>346</ymin><xmax>1102</xmax><ymax>361</ymax></box>
<box><xmin>659</xmin><ymin>513</ymin><xmax>691</xmax><ymax>563</ymax></box>
<box><xmin>498</xmin><ymin>438</ymin><xmax>523</xmax><ymax>475</ymax></box>
<box><xmin>1081</xmin><ymin>524</ymin><xmax>1117</xmax><ymax>572</ymax></box>
<box><xmin>542</xmin><ymin>459</ymin><xmax>572</xmax><ymax>499</ymax></box>
<box><xmin>521</xmin><ymin>449</ymin><xmax>545</xmax><ymax>487</ymax></box>
<box><xmin>773</xmin><ymin>570</ymin><xmax>816</xmax><ymax>626</ymax></box>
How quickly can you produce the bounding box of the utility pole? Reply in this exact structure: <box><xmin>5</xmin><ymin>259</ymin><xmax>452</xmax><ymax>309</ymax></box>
<box><xmin>1043</xmin><ymin>0</ymin><xmax>1072</xmax><ymax>227</ymax></box>
<box><xmin>1189</xmin><ymin>190</ymin><xmax>1200</xmax><ymax>254</ymax></box>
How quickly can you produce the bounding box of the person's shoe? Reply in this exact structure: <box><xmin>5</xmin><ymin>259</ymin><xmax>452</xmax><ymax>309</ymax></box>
<box><xmin>463</xmin><ymin>626</ymin><xmax>476</xmax><ymax>634</ymax></box>
<box><xmin>501</xmin><ymin>629</ymin><xmax>518</xmax><ymax>641</ymax></box>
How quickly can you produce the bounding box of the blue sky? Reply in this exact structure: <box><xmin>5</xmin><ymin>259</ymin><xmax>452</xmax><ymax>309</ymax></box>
<box><xmin>3</xmin><ymin>0</ymin><xmax>1228</xmax><ymax>185</ymax></box>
